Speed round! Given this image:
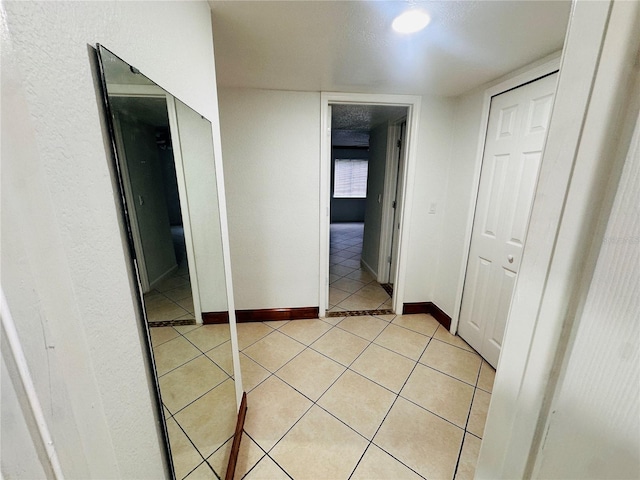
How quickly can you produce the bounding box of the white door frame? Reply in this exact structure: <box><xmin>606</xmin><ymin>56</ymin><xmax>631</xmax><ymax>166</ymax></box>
<box><xmin>377</xmin><ymin>118</ymin><xmax>407</xmax><ymax>284</ymax></box>
<box><xmin>450</xmin><ymin>53</ymin><xmax>561</xmax><ymax>335</ymax></box>
<box><xmin>319</xmin><ymin>93</ymin><xmax>421</xmax><ymax>317</ymax></box>
<box><xmin>165</xmin><ymin>95</ymin><xmax>204</xmax><ymax>324</ymax></box>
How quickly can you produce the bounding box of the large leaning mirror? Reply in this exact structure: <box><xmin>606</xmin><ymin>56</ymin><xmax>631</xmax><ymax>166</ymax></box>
<box><xmin>96</xmin><ymin>45</ymin><xmax>241</xmax><ymax>480</ymax></box>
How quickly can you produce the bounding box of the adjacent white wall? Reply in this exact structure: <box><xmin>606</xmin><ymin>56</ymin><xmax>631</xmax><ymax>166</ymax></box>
<box><xmin>218</xmin><ymin>88</ymin><xmax>456</xmax><ymax>311</ymax></box>
<box><xmin>215</xmin><ymin>59</ymin><xmax>577</xmax><ymax>322</ymax></box>
<box><xmin>218</xmin><ymin>88</ymin><xmax>321</xmax><ymax>310</ymax></box>
<box><xmin>431</xmin><ymin>92</ymin><xmax>484</xmax><ymax>314</ymax></box>
<box><xmin>1</xmin><ymin>351</ymin><xmax>50</xmax><ymax>479</ymax></box>
<box><xmin>1</xmin><ymin>1</ymin><xmax>218</xmax><ymax>477</ymax></box>
<box><xmin>533</xmin><ymin>106</ymin><xmax>639</xmax><ymax>479</ymax></box>
<box><xmin>174</xmin><ymin>99</ymin><xmax>228</xmax><ymax>313</ymax></box>
<box><xmin>402</xmin><ymin>96</ymin><xmax>456</xmax><ymax>303</ymax></box>
<box><xmin>212</xmin><ymin>49</ymin><xmax>563</xmax><ymax>327</ymax></box>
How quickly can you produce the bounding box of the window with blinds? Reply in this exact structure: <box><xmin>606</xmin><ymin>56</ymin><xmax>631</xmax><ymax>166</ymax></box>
<box><xmin>333</xmin><ymin>159</ymin><xmax>368</xmax><ymax>198</ymax></box>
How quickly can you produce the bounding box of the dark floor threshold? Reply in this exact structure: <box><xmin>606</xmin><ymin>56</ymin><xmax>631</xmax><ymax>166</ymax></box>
<box><xmin>326</xmin><ymin>308</ymin><xmax>394</xmax><ymax>318</ymax></box>
<box><xmin>148</xmin><ymin>318</ymin><xmax>196</xmax><ymax>328</ymax></box>
<box><xmin>380</xmin><ymin>283</ymin><xmax>394</xmax><ymax>296</ymax></box>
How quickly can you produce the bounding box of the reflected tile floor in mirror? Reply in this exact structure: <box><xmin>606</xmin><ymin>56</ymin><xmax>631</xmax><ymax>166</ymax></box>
<box><xmin>144</xmin><ymin>226</ymin><xmax>195</xmax><ymax>325</ymax></box>
<box><xmin>144</xmin><ymin>264</ymin><xmax>194</xmax><ymax>325</ymax></box>
<box><xmin>152</xmin><ymin>313</ymin><xmax>495</xmax><ymax>479</ymax></box>
<box><xmin>329</xmin><ymin>223</ymin><xmax>393</xmax><ymax>314</ymax></box>
<box><xmin>151</xmin><ymin>324</ymin><xmax>236</xmax><ymax>479</ymax></box>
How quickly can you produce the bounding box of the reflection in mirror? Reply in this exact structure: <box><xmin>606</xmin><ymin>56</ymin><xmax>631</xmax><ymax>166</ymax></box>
<box><xmin>97</xmin><ymin>45</ymin><xmax>238</xmax><ymax>479</ymax></box>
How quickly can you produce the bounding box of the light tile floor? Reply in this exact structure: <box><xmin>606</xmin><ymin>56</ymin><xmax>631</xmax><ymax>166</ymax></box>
<box><xmin>151</xmin><ymin>314</ymin><xmax>495</xmax><ymax>479</ymax></box>
<box><xmin>150</xmin><ymin>223</ymin><xmax>492</xmax><ymax>478</ymax></box>
<box><xmin>151</xmin><ymin>323</ymin><xmax>236</xmax><ymax>479</ymax></box>
<box><xmin>329</xmin><ymin>223</ymin><xmax>392</xmax><ymax>313</ymax></box>
<box><xmin>144</xmin><ymin>262</ymin><xmax>195</xmax><ymax>324</ymax></box>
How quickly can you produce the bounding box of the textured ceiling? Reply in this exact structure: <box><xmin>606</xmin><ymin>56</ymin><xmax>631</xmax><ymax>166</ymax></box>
<box><xmin>209</xmin><ymin>1</ymin><xmax>571</xmax><ymax>97</ymax></box>
<box><xmin>331</xmin><ymin>104</ymin><xmax>408</xmax><ymax>146</ymax></box>
<box><xmin>332</xmin><ymin>104</ymin><xmax>408</xmax><ymax>130</ymax></box>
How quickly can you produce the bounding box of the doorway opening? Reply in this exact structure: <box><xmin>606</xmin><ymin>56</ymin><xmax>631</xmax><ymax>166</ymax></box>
<box><xmin>322</xmin><ymin>100</ymin><xmax>414</xmax><ymax>317</ymax></box>
<box><xmin>109</xmin><ymin>95</ymin><xmax>199</xmax><ymax>326</ymax></box>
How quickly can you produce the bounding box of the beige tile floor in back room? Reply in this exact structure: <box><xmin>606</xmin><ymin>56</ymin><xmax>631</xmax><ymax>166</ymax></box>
<box><xmin>149</xmin><ymin>223</ymin><xmax>495</xmax><ymax>479</ymax></box>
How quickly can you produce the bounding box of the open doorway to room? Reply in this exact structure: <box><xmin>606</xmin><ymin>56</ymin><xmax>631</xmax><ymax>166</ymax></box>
<box><xmin>326</xmin><ymin>104</ymin><xmax>408</xmax><ymax>316</ymax></box>
<box><xmin>109</xmin><ymin>95</ymin><xmax>197</xmax><ymax>325</ymax></box>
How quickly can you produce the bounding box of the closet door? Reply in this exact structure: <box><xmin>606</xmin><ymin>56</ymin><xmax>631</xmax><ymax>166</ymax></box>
<box><xmin>458</xmin><ymin>73</ymin><xmax>557</xmax><ymax>368</ymax></box>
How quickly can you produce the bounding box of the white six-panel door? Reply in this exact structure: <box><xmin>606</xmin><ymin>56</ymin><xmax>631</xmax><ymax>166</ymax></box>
<box><xmin>458</xmin><ymin>73</ymin><xmax>558</xmax><ymax>368</ymax></box>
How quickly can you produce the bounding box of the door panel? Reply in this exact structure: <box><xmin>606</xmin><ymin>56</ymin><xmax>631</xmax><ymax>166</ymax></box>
<box><xmin>482</xmin><ymin>154</ymin><xmax>510</xmax><ymax>238</ymax></box>
<box><xmin>483</xmin><ymin>267</ymin><xmax>517</xmax><ymax>364</ymax></box>
<box><xmin>461</xmin><ymin>255</ymin><xmax>494</xmax><ymax>348</ymax></box>
<box><xmin>527</xmin><ymin>93</ymin><xmax>554</xmax><ymax>134</ymax></box>
<box><xmin>508</xmin><ymin>151</ymin><xmax>542</xmax><ymax>247</ymax></box>
<box><xmin>458</xmin><ymin>73</ymin><xmax>558</xmax><ymax>367</ymax></box>
<box><xmin>389</xmin><ymin>121</ymin><xmax>406</xmax><ymax>285</ymax></box>
<box><xmin>497</xmin><ymin>104</ymin><xmax>519</xmax><ymax>139</ymax></box>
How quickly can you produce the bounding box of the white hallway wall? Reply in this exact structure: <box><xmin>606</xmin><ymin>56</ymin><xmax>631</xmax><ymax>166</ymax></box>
<box><xmin>1</xmin><ymin>1</ymin><xmax>219</xmax><ymax>477</ymax></box>
<box><xmin>218</xmin><ymin>87</ymin><xmax>455</xmax><ymax>310</ymax></box>
<box><xmin>432</xmin><ymin>91</ymin><xmax>485</xmax><ymax>316</ymax></box>
<box><xmin>217</xmin><ymin>57</ymin><xmax>568</xmax><ymax>320</ymax></box>
<box><xmin>403</xmin><ymin>96</ymin><xmax>455</xmax><ymax>304</ymax></box>
<box><xmin>218</xmin><ymin>88</ymin><xmax>321</xmax><ymax>310</ymax></box>
<box><xmin>534</xmin><ymin>104</ymin><xmax>639</xmax><ymax>480</ymax></box>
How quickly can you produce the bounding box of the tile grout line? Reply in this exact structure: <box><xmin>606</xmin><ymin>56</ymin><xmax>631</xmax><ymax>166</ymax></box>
<box><xmin>237</xmin><ymin>266</ymin><xmax>491</xmax><ymax>479</ymax></box>
<box><xmin>395</xmin><ymin>334</ymin><xmax>485</xmax><ymax>432</ymax></box>
<box><xmin>157</xmin><ymin>328</ymin><xmax>234</xmax><ymax>378</ymax></box>
<box><xmin>248</xmin><ymin>318</ymin><xmax>455</xmax><ymax>411</ymax></box>
<box><xmin>235</xmin><ymin>324</ymin><xmax>280</xmax><ymax>352</ymax></box>
<box><xmin>165</xmin><ymin>373</ymin><xmax>231</xmax><ymax>418</ymax></box>
<box><xmin>346</xmin><ymin>442</ymin><xmax>374</xmax><ymax>480</ymax></box>
<box><xmin>415</xmin><ymin>360</ymin><xmax>483</xmax><ymax>389</ymax></box>
<box><xmin>244</xmin><ymin>315</ymin><xmax>395</xmax><ymax>476</ymax></box>
<box><xmin>171</xmin><ymin>415</ymin><xmax>215</xmax><ymax>479</ymax></box>
<box><xmin>161</xmin><ymin>291</ymin><xmax>485</xmax><ymax>479</ymax></box>
<box><xmin>345</xmin><ymin>334</ymin><xmax>437</xmax><ymax>480</ymax></box>
<box><xmin>240</xmin><ymin>320</ymin><xmax>349</xmax><ymax>398</ymax></box>
<box><xmin>452</xmin><ymin>357</ymin><xmax>486</xmax><ymax>479</ymax></box>
<box><xmin>268</xmin><ymin>319</ymin><xmax>410</xmax><ymax>455</ymax></box>
<box><xmin>145</xmin><ymin>283</ymin><xmax>194</xmax><ymax>323</ymax></box>
<box><xmin>203</xmin><ymin>339</ymin><xmax>236</xmax><ymax>377</ymax></box>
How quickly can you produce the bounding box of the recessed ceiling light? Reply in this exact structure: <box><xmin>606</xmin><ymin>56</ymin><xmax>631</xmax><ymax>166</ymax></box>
<box><xmin>392</xmin><ymin>9</ymin><xmax>431</xmax><ymax>34</ymax></box>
